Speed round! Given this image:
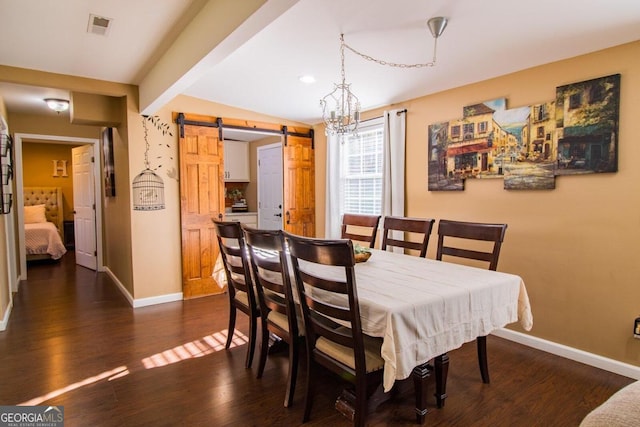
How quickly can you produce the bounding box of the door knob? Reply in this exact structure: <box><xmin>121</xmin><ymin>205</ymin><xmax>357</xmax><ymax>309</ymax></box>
<box><xmin>274</xmin><ymin>213</ymin><xmax>282</xmax><ymax>217</ymax></box>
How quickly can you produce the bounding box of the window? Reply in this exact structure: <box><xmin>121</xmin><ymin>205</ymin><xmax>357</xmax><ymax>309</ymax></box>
<box><xmin>341</xmin><ymin>119</ymin><xmax>384</xmax><ymax>215</ymax></box>
<box><xmin>450</xmin><ymin>125</ymin><xmax>461</xmax><ymax>138</ymax></box>
<box><xmin>463</xmin><ymin>123</ymin><xmax>474</xmax><ymax>140</ymax></box>
<box><xmin>478</xmin><ymin>121</ymin><xmax>488</xmax><ymax>133</ymax></box>
<box><xmin>589</xmin><ymin>84</ymin><xmax>605</xmax><ymax>103</ymax></box>
<box><xmin>569</xmin><ymin>93</ymin><xmax>582</xmax><ymax>109</ymax></box>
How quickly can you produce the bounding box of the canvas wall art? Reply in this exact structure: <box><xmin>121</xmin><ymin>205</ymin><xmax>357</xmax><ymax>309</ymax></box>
<box><xmin>427</xmin><ymin>74</ymin><xmax>620</xmax><ymax>191</ymax></box>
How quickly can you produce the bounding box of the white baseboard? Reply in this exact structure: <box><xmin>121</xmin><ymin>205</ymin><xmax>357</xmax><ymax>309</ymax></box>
<box><xmin>104</xmin><ymin>267</ymin><xmax>134</xmax><ymax>306</ymax></box>
<box><xmin>493</xmin><ymin>328</ymin><xmax>640</xmax><ymax>380</ymax></box>
<box><xmin>103</xmin><ymin>267</ymin><xmax>183</xmax><ymax>308</ymax></box>
<box><xmin>0</xmin><ymin>299</ymin><xmax>13</xmax><ymax>331</ymax></box>
<box><xmin>132</xmin><ymin>292</ymin><xmax>183</xmax><ymax>308</ymax></box>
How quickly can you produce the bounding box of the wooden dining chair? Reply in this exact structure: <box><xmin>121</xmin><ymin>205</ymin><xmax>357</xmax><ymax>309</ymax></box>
<box><xmin>212</xmin><ymin>219</ymin><xmax>260</xmax><ymax>369</ymax></box>
<box><xmin>436</xmin><ymin>219</ymin><xmax>508</xmax><ymax>385</ymax></box>
<box><xmin>380</xmin><ymin>216</ymin><xmax>435</xmax><ymax>258</ymax></box>
<box><xmin>341</xmin><ymin>213</ymin><xmax>381</xmax><ymax>249</ymax></box>
<box><xmin>285</xmin><ymin>232</ymin><xmax>384</xmax><ymax>427</ymax></box>
<box><xmin>243</xmin><ymin>226</ymin><xmax>302</xmax><ymax>408</ymax></box>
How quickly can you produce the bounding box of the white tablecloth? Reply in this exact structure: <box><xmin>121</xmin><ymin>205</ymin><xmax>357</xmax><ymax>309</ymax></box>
<box><xmin>215</xmin><ymin>248</ymin><xmax>533</xmax><ymax>392</ymax></box>
<box><xmin>349</xmin><ymin>250</ymin><xmax>532</xmax><ymax>391</ymax></box>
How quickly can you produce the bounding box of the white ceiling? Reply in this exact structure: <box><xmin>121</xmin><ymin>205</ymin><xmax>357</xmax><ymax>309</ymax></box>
<box><xmin>1</xmin><ymin>0</ymin><xmax>640</xmax><ymax>125</ymax></box>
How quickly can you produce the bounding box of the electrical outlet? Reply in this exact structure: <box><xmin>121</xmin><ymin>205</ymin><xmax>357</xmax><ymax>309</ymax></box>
<box><xmin>634</xmin><ymin>317</ymin><xmax>640</xmax><ymax>339</ymax></box>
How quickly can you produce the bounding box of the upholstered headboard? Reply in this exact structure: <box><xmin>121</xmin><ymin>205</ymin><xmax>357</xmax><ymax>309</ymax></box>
<box><xmin>23</xmin><ymin>187</ymin><xmax>64</xmax><ymax>233</ymax></box>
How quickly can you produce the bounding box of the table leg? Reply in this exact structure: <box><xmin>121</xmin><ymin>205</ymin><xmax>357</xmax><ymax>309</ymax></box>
<box><xmin>412</xmin><ymin>363</ymin><xmax>430</xmax><ymax>424</ymax></box>
<box><xmin>434</xmin><ymin>353</ymin><xmax>449</xmax><ymax>408</ymax></box>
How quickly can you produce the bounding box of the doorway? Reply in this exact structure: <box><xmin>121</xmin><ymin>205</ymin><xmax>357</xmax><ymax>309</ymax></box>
<box><xmin>13</xmin><ymin>133</ymin><xmax>103</xmax><ymax>285</ymax></box>
<box><xmin>257</xmin><ymin>142</ymin><xmax>283</xmax><ymax>230</ymax></box>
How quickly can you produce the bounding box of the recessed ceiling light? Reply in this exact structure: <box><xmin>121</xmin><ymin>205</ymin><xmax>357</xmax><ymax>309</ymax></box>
<box><xmin>299</xmin><ymin>75</ymin><xmax>316</xmax><ymax>84</ymax></box>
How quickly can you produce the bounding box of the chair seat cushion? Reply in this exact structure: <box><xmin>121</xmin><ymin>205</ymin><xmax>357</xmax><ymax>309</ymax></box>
<box><xmin>235</xmin><ymin>290</ymin><xmax>249</xmax><ymax>307</ymax></box>
<box><xmin>267</xmin><ymin>309</ymin><xmax>305</xmax><ymax>336</ymax></box>
<box><xmin>316</xmin><ymin>331</ymin><xmax>384</xmax><ymax>373</ymax></box>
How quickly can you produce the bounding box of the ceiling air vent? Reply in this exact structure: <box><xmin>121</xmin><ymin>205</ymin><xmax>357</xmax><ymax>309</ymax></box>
<box><xmin>87</xmin><ymin>14</ymin><xmax>113</xmax><ymax>36</ymax></box>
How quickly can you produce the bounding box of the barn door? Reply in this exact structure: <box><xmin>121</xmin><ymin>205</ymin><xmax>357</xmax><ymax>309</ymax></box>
<box><xmin>283</xmin><ymin>131</ymin><xmax>315</xmax><ymax>237</ymax></box>
<box><xmin>178</xmin><ymin>116</ymin><xmax>225</xmax><ymax>298</ymax></box>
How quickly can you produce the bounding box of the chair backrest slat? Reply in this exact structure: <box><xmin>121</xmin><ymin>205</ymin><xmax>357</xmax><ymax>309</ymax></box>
<box><xmin>436</xmin><ymin>219</ymin><xmax>507</xmax><ymax>271</ymax></box>
<box><xmin>212</xmin><ymin>220</ymin><xmax>257</xmax><ymax>307</ymax></box>
<box><xmin>341</xmin><ymin>213</ymin><xmax>381</xmax><ymax>249</ymax></box>
<box><xmin>243</xmin><ymin>227</ymin><xmax>297</xmax><ymax>336</ymax></box>
<box><xmin>381</xmin><ymin>216</ymin><xmax>435</xmax><ymax>257</ymax></box>
<box><xmin>286</xmin><ymin>232</ymin><xmax>368</xmax><ymax>368</ymax></box>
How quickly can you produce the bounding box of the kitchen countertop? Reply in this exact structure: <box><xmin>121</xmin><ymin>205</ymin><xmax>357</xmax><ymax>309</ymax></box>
<box><xmin>225</xmin><ymin>211</ymin><xmax>257</xmax><ymax>216</ymax></box>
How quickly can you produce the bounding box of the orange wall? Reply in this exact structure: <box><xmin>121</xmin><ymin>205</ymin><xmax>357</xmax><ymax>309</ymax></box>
<box><xmin>22</xmin><ymin>142</ymin><xmax>81</xmax><ymax>221</ymax></box>
<box><xmin>313</xmin><ymin>40</ymin><xmax>640</xmax><ymax>367</ymax></box>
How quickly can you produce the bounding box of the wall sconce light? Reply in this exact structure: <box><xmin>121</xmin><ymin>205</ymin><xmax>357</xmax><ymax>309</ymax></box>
<box><xmin>44</xmin><ymin>98</ymin><xmax>70</xmax><ymax>114</ymax></box>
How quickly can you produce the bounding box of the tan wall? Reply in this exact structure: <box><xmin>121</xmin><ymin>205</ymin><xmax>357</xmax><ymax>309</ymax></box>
<box><xmin>22</xmin><ymin>142</ymin><xmax>81</xmax><ymax>221</ymax></box>
<box><xmin>313</xmin><ymin>40</ymin><xmax>640</xmax><ymax>367</ymax></box>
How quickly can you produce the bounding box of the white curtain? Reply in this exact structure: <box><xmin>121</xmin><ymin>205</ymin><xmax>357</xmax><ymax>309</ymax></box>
<box><xmin>382</xmin><ymin>109</ymin><xmax>407</xmax><ymax>251</ymax></box>
<box><xmin>325</xmin><ymin>133</ymin><xmax>342</xmax><ymax>238</ymax></box>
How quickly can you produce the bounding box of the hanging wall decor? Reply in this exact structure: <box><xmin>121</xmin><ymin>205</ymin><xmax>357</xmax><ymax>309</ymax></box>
<box><xmin>103</xmin><ymin>127</ymin><xmax>116</xmax><ymax>197</ymax></box>
<box><xmin>428</xmin><ymin>74</ymin><xmax>620</xmax><ymax>191</ymax></box>
<box><xmin>0</xmin><ymin>128</ymin><xmax>13</xmax><ymax>214</ymax></box>
<box><xmin>132</xmin><ymin>115</ymin><xmax>170</xmax><ymax>210</ymax></box>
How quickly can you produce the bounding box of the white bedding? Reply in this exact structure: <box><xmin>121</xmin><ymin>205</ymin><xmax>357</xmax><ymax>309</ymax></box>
<box><xmin>25</xmin><ymin>222</ymin><xmax>67</xmax><ymax>260</ymax></box>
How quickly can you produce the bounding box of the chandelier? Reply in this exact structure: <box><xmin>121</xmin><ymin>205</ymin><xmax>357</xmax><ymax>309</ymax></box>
<box><xmin>320</xmin><ymin>34</ymin><xmax>360</xmax><ymax>136</ymax></box>
<box><xmin>320</xmin><ymin>17</ymin><xmax>448</xmax><ymax>136</ymax></box>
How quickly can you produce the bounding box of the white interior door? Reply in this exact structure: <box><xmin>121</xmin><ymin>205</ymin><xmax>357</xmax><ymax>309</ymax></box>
<box><xmin>258</xmin><ymin>143</ymin><xmax>283</xmax><ymax>230</ymax></box>
<box><xmin>72</xmin><ymin>145</ymin><xmax>97</xmax><ymax>270</ymax></box>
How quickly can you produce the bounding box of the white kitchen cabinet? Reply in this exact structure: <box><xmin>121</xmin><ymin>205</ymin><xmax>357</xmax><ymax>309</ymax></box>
<box><xmin>224</xmin><ymin>140</ymin><xmax>250</xmax><ymax>182</ymax></box>
<box><xmin>225</xmin><ymin>212</ymin><xmax>257</xmax><ymax>228</ymax></box>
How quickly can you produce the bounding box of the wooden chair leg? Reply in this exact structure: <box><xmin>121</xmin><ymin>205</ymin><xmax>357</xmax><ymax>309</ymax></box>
<box><xmin>434</xmin><ymin>353</ymin><xmax>449</xmax><ymax>408</ymax></box>
<box><xmin>245</xmin><ymin>314</ymin><xmax>257</xmax><ymax>369</ymax></box>
<box><xmin>283</xmin><ymin>338</ymin><xmax>299</xmax><ymax>407</ymax></box>
<box><xmin>225</xmin><ymin>305</ymin><xmax>236</xmax><ymax>349</ymax></box>
<box><xmin>354</xmin><ymin>378</ymin><xmax>368</xmax><ymax>427</ymax></box>
<box><xmin>412</xmin><ymin>363</ymin><xmax>430</xmax><ymax>424</ymax></box>
<box><xmin>477</xmin><ymin>336</ymin><xmax>490</xmax><ymax>383</ymax></box>
<box><xmin>256</xmin><ymin>321</ymin><xmax>269</xmax><ymax>379</ymax></box>
<box><xmin>302</xmin><ymin>357</ymin><xmax>316</xmax><ymax>423</ymax></box>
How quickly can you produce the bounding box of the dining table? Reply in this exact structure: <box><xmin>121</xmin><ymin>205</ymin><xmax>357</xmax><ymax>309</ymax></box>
<box><xmin>212</xmin><ymin>245</ymin><xmax>533</xmax><ymax>423</ymax></box>
<box><xmin>327</xmin><ymin>248</ymin><xmax>533</xmax><ymax>423</ymax></box>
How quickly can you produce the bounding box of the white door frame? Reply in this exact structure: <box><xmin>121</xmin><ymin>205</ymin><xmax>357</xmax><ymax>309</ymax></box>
<box><xmin>14</xmin><ymin>133</ymin><xmax>103</xmax><ymax>283</ymax></box>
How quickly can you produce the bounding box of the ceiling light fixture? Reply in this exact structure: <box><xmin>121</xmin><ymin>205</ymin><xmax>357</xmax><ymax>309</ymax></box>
<box><xmin>320</xmin><ymin>34</ymin><xmax>360</xmax><ymax>136</ymax></box>
<box><xmin>44</xmin><ymin>98</ymin><xmax>70</xmax><ymax>114</ymax></box>
<box><xmin>320</xmin><ymin>16</ymin><xmax>448</xmax><ymax>137</ymax></box>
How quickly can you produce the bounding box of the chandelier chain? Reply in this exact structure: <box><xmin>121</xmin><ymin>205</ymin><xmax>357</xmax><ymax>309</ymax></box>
<box><xmin>342</xmin><ymin>37</ymin><xmax>438</xmax><ymax>68</ymax></box>
<box><xmin>340</xmin><ymin>34</ymin><xmax>346</xmax><ymax>83</ymax></box>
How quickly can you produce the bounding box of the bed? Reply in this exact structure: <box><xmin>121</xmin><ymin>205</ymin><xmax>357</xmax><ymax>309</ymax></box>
<box><xmin>23</xmin><ymin>187</ymin><xmax>67</xmax><ymax>261</ymax></box>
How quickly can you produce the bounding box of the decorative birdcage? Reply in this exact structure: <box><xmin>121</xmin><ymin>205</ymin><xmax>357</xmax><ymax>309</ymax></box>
<box><xmin>132</xmin><ymin>168</ymin><xmax>165</xmax><ymax>210</ymax></box>
<box><xmin>0</xmin><ymin>134</ymin><xmax>11</xmax><ymax>157</ymax></box>
<box><xmin>132</xmin><ymin>116</ymin><xmax>165</xmax><ymax>211</ymax></box>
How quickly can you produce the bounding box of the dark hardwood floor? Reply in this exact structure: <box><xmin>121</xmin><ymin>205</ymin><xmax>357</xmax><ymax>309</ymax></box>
<box><xmin>0</xmin><ymin>252</ymin><xmax>633</xmax><ymax>426</ymax></box>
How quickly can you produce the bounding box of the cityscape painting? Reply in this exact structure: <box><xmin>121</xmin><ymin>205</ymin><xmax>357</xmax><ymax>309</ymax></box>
<box><xmin>428</xmin><ymin>74</ymin><xmax>620</xmax><ymax>191</ymax></box>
